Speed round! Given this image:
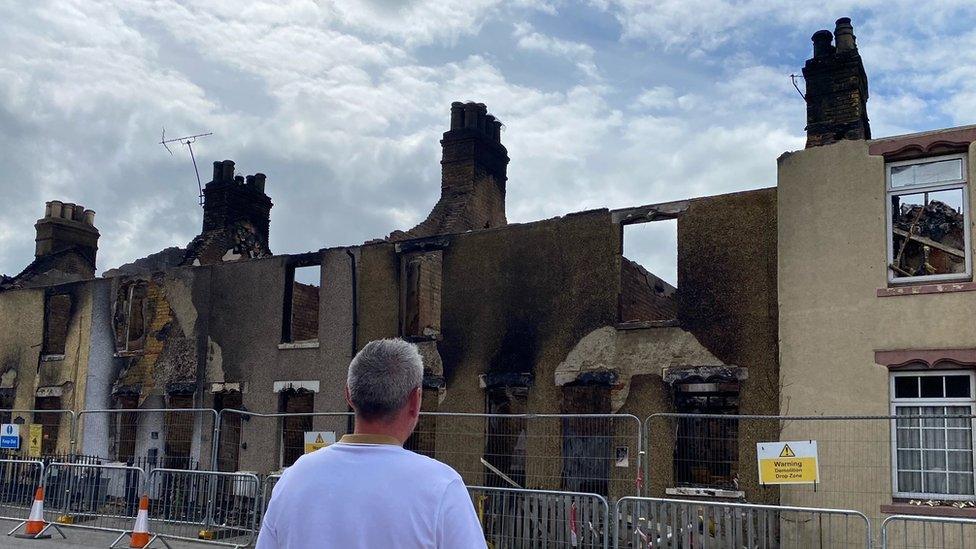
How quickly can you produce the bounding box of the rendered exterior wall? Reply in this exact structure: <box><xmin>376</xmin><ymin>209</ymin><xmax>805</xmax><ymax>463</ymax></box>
<box><xmin>777</xmin><ymin>138</ymin><xmax>976</xmax><ymax>524</ymax></box>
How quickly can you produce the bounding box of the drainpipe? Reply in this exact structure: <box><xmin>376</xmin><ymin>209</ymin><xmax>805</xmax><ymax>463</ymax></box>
<box><xmin>345</xmin><ymin>248</ymin><xmax>358</xmax><ymax>435</ymax></box>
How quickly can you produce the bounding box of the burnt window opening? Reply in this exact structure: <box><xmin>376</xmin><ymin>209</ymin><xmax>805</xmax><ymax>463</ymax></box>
<box><xmin>214</xmin><ymin>391</ymin><xmax>243</xmax><ymax>472</ymax></box>
<box><xmin>33</xmin><ymin>395</ymin><xmax>62</xmax><ymax>456</ymax></box>
<box><xmin>673</xmin><ymin>389</ymin><xmax>739</xmax><ymax>491</ymax></box>
<box><xmin>484</xmin><ymin>386</ymin><xmax>527</xmax><ymax>488</ymax></box>
<box><xmin>279</xmin><ymin>389</ymin><xmax>313</xmax><ymax>468</ymax></box>
<box><xmin>619</xmin><ymin>219</ymin><xmax>678</xmax><ymax>323</ymax></box>
<box><xmin>282</xmin><ymin>264</ymin><xmax>320</xmax><ymax>343</ymax></box>
<box><xmin>164</xmin><ymin>394</ymin><xmax>194</xmax><ymax>469</ymax></box>
<box><xmin>0</xmin><ymin>391</ymin><xmax>14</xmax><ymax>426</ymax></box>
<box><xmin>42</xmin><ymin>293</ymin><xmax>71</xmax><ymax>356</ymax></box>
<box><xmin>114</xmin><ymin>281</ymin><xmax>148</xmax><ymax>353</ymax></box>
<box><xmin>113</xmin><ymin>395</ymin><xmax>139</xmax><ymax>463</ymax></box>
<box><xmin>400</xmin><ymin>251</ymin><xmax>442</xmax><ymax>339</ymax></box>
<box><xmin>561</xmin><ymin>384</ymin><xmax>611</xmax><ymax>495</ymax></box>
<box><xmin>886</xmin><ymin>154</ymin><xmax>971</xmax><ymax>283</ymax></box>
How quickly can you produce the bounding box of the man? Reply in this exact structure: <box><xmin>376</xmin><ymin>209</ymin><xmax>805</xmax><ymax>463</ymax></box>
<box><xmin>256</xmin><ymin>339</ymin><xmax>486</xmax><ymax>548</ymax></box>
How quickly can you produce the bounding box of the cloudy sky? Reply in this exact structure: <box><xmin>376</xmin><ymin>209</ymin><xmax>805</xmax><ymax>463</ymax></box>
<box><xmin>2</xmin><ymin>1</ymin><xmax>975</xmax><ymax>284</ymax></box>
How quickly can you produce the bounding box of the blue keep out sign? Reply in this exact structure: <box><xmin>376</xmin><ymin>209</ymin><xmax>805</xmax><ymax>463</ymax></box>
<box><xmin>0</xmin><ymin>424</ymin><xmax>20</xmax><ymax>449</ymax></box>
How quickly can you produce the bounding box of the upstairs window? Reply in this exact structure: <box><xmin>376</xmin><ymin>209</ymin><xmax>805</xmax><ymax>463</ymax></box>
<box><xmin>42</xmin><ymin>293</ymin><xmax>71</xmax><ymax>357</ymax></box>
<box><xmin>282</xmin><ymin>264</ymin><xmax>320</xmax><ymax>344</ymax></box>
<box><xmin>886</xmin><ymin>154</ymin><xmax>971</xmax><ymax>283</ymax></box>
<box><xmin>891</xmin><ymin>371</ymin><xmax>975</xmax><ymax>500</ymax></box>
<box><xmin>113</xmin><ymin>281</ymin><xmax>148</xmax><ymax>354</ymax></box>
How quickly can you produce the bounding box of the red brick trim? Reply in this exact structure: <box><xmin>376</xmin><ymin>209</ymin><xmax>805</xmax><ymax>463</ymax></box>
<box><xmin>875</xmin><ymin>349</ymin><xmax>976</xmax><ymax>370</ymax></box>
<box><xmin>877</xmin><ymin>281</ymin><xmax>976</xmax><ymax>297</ymax></box>
<box><xmin>869</xmin><ymin>127</ymin><xmax>976</xmax><ymax>160</ymax></box>
<box><xmin>881</xmin><ymin>503</ymin><xmax>976</xmax><ymax>518</ymax></box>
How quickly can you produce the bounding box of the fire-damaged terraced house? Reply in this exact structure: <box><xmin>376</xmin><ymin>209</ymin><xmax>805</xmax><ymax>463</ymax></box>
<box><xmin>1</xmin><ymin>17</ymin><xmax>975</xmax><ymax>524</ymax></box>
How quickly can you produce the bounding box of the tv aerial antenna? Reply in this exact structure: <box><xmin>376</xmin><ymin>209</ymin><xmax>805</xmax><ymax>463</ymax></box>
<box><xmin>160</xmin><ymin>128</ymin><xmax>213</xmax><ymax>206</ymax></box>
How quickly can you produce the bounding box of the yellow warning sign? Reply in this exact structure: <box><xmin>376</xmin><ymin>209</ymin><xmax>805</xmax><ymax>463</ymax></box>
<box><xmin>757</xmin><ymin>441</ymin><xmax>819</xmax><ymax>485</ymax></box>
<box><xmin>303</xmin><ymin>431</ymin><xmax>335</xmax><ymax>454</ymax></box>
<box><xmin>28</xmin><ymin>424</ymin><xmax>43</xmax><ymax>457</ymax></box>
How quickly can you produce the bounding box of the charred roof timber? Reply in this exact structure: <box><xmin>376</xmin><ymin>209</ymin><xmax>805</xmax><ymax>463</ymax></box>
<box><xmin>802</xmin><ymin>17</ymin><xmax>871</xmax><ymax>148</ymax></box>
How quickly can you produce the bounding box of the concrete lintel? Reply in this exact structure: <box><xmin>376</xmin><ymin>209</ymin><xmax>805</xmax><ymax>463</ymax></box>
<box><xmin>273</xmin><ymin>380</ymin><xmax>320</xmax><ymax>393</ymax></box>
<box><xmin>662</xmin><ymin>365</ymin><xmax>747</xmax><ymax>385</ymax></box>
<box><xmin>611</xmin><ymin>199</ymin><xmax>689</xmax><ymax>225</ymax></box>
<box><xmin>479</xmin><ymin>372</ymin><xmax>534</xmax><ymax>389</ymax></box>
<box><xmin>395</xmin><ymin>235</ymin><xmax>451</xmax><ymax>254</ymax></box>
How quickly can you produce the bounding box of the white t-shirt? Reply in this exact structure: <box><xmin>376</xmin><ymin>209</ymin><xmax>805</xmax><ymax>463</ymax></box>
<box><xmin>256</xmin><ymin>434</ymin><xmax>486</xmax><ymax>549</ymax></box>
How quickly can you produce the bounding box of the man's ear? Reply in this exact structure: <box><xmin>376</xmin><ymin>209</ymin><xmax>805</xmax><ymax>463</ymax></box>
<box><xmin>344</xmin><ymin>385</ymin><xmax>354</xmax><ymax>409</ymax></box>
<box><xmin>408</xmin><ymin>386</ymin><xmax>422</xmax><ymax>416</ymax></box>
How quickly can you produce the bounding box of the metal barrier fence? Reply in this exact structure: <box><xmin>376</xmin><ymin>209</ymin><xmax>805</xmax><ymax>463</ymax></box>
<box><xmin>411</xmin><ymin>413</ymin><xmax>642</xmax><ymax>499</ymax></box>
<box><xmin>0</xmin><ymin>459</ymin><xmax>43</xmax><ymax>522</ymax></box>
<box><xmin>615</xmin><ymin>497</ymin><xmax>871</xmax><ymax>548</ymax></box>
<box><xmin>145</xmin><ymin>468</ymin><xmax>259</xmax><ymax>548</ymax></box>
<box><xmin>76</xmin><ymin>408</ymin><xmax>217</xmax><ymax>472</ymax></box>
<box><xmin>0</xmin><ymin>409</ymin><xmax>76</xmax><ymax>459</ymax></box>
<box><xmin>257</xmin><ymin>474</ymin><xmax>281</xmax><ymax>532</ymax></box>
<box><xmin>41</xmin><ymin>462</ymin><xmax>144</xmax><ymax>536</ymax></box>
<box><xmin>881</xmin><ymin>514</ymin><xmax>976</xmax><ymax>549</ymax></box>
<box><xmin>213</xmin><ymin>410</ymin><xmax>353</xmax><ymax>473</ymax></box>
<box><xmin>470</xmin><ymin>485</ymin><xmax>610</xmax><ymax>548</ymax></box>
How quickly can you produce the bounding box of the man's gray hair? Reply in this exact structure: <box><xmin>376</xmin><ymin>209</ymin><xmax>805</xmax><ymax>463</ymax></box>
<box><xmin>347</xmin><ymin>339</ymin><xmax>424</xmax><ymax>421</ymax></box>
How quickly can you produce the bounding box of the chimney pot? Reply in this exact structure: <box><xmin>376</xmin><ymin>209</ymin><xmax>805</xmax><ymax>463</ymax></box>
<box><xmin>253</xmin><ymin>173</ymin><xmax>267</xmax><ymax>193</ymax></box>
<box><xmin>834</xmin><ymin>17</ymin><xmax>856</xmax><ymax>52</ymax></box>
<box><xmin>812</xmin><ymin>30</ymin><xmax>833</xmax><ymax>58</ymax></box>
<box><xmin>61</xmin><ymin>203</ymin><xmax>75</xmax><ymax>219</ymax></box>
<box><xmin>49</xmin><ymin>201</ymin><xmax>63</xmax><ymax>219</ymax></box>
<box><xmin>234</xmin><ymin>175</ymin><xmax>245</xmax><ymax>184</ymax></box>
<box><xmin>221</xmin><ymin>160</ymin><xmax>235</xmax><ymax>181</ymax></box>
<box><xmin>213</xmin><ymin>161</ymin><xmax>222</xmax><ymax>181</ymax></box>
<box><xmin>450</xmin><ymin>102</ymin><xmax>465</xmax><ymax>129</ymax></box>
<box><xmin>83</xmin><ymin>209</ymin><xmax>95</xmax><ymax>226</ymax></box>
<box><xmin>44</xmin><ymin>202</ymin><xmax>52</xmax><ymax>218</ymax></box>
<box><xmin>463</xmin><ymin>102</ymin><xmax>479</xmax><ymax>129</ymax></box>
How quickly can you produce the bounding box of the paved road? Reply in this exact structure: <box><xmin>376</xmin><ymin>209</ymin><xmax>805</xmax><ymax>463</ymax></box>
<box><xmin>1</xmin><ymin>519</ymin><xmax>225</xmax><ymax>549</ymax></box>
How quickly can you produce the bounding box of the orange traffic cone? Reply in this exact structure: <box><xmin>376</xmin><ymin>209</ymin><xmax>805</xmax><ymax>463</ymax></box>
<box><xmin>129</xmin><ymin>495</ymin><xmax>150</xmax><ymax>548</ymax></box>
<box><xmin>15</xmin><ymin>486</ymin><xmax>48</xmax><ymax>538</ymax></box>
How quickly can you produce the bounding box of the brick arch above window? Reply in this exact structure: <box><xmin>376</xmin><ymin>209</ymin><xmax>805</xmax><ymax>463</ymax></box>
<box><xmin>875</xmin><ymin>348</ymin><xmax>976</xmax><ymax>370</ymax></box>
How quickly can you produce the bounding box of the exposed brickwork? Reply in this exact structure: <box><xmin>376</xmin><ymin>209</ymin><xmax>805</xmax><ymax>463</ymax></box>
<box><xmin>802</xmin><ymin>19</ymin><xmax>870</xmax><ymax>148</ymax></box>
<box><xmin>401</xmin><ymin>251</ymin><xmax>442</xmax><ymax>337</ymax></box>
<box><xmin>42</xmin><ymin>293</ymin><xmax>71</xmax><ymax>355</ymax></box>
<box><xmin>619</xmin><ymin>257</ymin><xmax>677</xmax><ymax>322</ymax></box>
<box><xmin>290</xmin><ymin>281</ymin><xmax>320</xmax><ymax>342</ymax></box>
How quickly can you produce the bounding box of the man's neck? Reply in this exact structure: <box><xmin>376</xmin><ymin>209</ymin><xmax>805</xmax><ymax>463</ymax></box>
<box><xmin>353</xmin><ymin>419</ymin><xmax>409</xmax><ymax>445</ymax></box>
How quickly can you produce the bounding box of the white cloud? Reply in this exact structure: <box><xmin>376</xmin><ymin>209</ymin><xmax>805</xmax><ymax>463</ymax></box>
<box><xmin>513</xmin><ymin>22</ymin><xmax>600</xmax><ymax>79</ymax></box>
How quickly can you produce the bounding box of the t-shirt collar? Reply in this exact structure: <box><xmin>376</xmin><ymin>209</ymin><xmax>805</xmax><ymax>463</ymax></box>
<box><xmin>339</xmin><ymin>434</ymin><xmax>402</xmax><ymax>446</ymax></box>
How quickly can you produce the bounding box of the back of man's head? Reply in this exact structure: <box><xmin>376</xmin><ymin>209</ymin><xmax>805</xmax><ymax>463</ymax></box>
<box><xmin>347</xmin><ymin>339</ymin><xmax>423</xmax><ymax>422</ymax></box>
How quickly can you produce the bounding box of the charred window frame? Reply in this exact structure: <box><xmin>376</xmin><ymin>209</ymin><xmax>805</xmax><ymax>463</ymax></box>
<box><xmin>41</xmin><ymin>292</ymin><xmax>72</xmax><ymax>358</ymax></box>
<box><xmin>886</xmin><ymin>154</ymin><xmax>972</xmax><ymax>284</ymax></box>
<box><xmin>484</xmin><ymin>386</ymin><xmax>528</xmax><ymax>488</ymax></box>
<box><xmin>113</xmin><ymin>395</ymin><xmax>139</xmax><ymax>464</ymax></box>
<box><xmin>672</xmin><ymin>388</ymin><xmax>740</xmax><ymax>491</ymax></box>
<box><xmin>214</xmin><ymin>391</ymin><xmax>243</xmax><ymax>472</ymax></box>
<box><xmin>114</xmin><ymin>281</ymin><xmax>148</xmax><ymax>354</ymax></box>
<box><xmin>281</xmin><ymin>257</ymin><xmax>321</xmax><ymax>344</ymax></box>
<box><xmin>278</xmin><ymin>388</ymin><xmax>313</xmax><ymax>468</ymax></box>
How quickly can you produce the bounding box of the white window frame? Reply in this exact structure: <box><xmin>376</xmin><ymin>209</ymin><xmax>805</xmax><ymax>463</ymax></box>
<box><xmin>885</xmin><ymin>153</ymin><xmax>972</xmax><ymax>284</ymax></box>
<box><xmin>889</xmin><ymin>370</ymin><xmax>976</xmax><ymax>500</ymax></box>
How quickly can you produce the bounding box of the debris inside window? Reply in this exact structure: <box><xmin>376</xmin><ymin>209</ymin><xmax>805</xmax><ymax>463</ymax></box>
<box><xmin>890</xmin><ymin>190</ymin><xmax>966</xmax><ymax>278</ymax></box>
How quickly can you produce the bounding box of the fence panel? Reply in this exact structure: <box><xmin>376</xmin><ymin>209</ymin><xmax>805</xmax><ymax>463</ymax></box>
<box><xmin>145</xmin><ymin>468</ymin><xmax>259</xmax><ymax>547</ymax></box>
<box><xmin>881</xmin><ymin>515</ymin><xmax>976</xmax><ymax>549</ymax></box>
<box><xmin>413</xmin><ymin>413</ymin><xmax>642</xmax><ymax>500</ymax></box>
<box><xmin>0</xmin><ymin>409</ymin><xmax>76</xmax><ymax>459</ymax></box>
<box><xmin>42</xmin><ymin>462</ymin><xmax>144</xmax><ymax>535</ymax></box>
<box><xmin>469</xmin><ymin>485</ymin><xmax>609</xmax><ymax>548</ymax></box>
<box><xmin>76</xmin><ymin>408</ymin><xmax>217</xmax><ymax>471</ymax></box>
<box><xmin>214</xmin><ymin>410</ymin><xmax>353</xmax><ymax>474</ymax></box>
<box><xmin>615</xmin><ymin>496</ymin><xmax>870</xmax><ymax>548</ymax></box>
<box><xmin>0</xmin><ymin>459</ymin><xmax>43</xmax><ymax>522</ymax></box>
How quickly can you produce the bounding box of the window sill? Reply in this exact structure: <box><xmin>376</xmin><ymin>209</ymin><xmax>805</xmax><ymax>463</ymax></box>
<box><xmin>877</xmin><ymin>281</ymin><xmax>976</xmax><ymax>298</ymax></box>
<box><xmin>39</xmin><ymin>354</ymin><xmax>65</xmax><ymax>362</ymax></box>
<box><xmin>881</xmin><ymin>503</ymin><xmax>976</xmax><ymax>519</ymax></box>
<box><xmin>278</xmin><ymin>341</ymin><xmax>319</xmax><ymax>350</ymax></box>
<box><xmin>113</xmin><ymin>351</ymin><xmax>145</xmax><ymax>358</ymax></box>
<box><xmin>666</xmin><ymin>487</ymin><xmax>745</xmax><ymax>499</ymax></box>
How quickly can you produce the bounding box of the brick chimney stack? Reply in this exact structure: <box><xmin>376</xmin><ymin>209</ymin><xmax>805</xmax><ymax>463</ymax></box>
<box><xmin>802</xmin><ymin>17</ymin><xmax>870</xmax><ymax>148</ymax></box>
<box><xmin>34</xmin><ymin>200</ymin><xmax>99</xmax><ymax>275</ymax></box>
<box><xmin>440</xmin><ymin>101</ymin><xmax>509</xmax><ymax>228</ymax></box>
<box><xmin>201</xmin><ymin>159</ymin><xmax>272</xmax><ymax>247</ymax></box>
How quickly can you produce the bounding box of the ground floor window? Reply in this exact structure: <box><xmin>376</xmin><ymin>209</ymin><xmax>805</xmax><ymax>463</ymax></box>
<box><xmin>279</xmin><ymin>389</ymin><xmax>313</xmax><ymax>468</ymax></box>
<box><xmin>673</xmin><ymin>391</ymin><xmax>739</xmax><ymax>490</ymax></box>
<box><xmin>891</xmin><ymin>371</ymin><xmax>976</xmax><ymax>499</ymax></box>
<box><xmin>484</xmin><ymin>387</ymin><xmax>527</xmax><ymax>488</ymax></box>
<box><xmin>33</xmin><ymin>396</ymin><xmax>62</xmax><ymax>456</ymax></box>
